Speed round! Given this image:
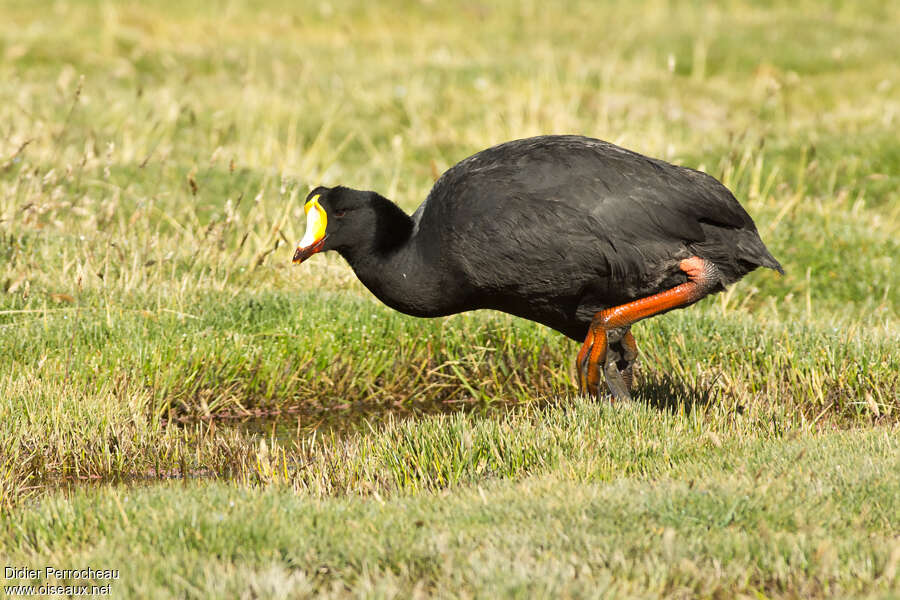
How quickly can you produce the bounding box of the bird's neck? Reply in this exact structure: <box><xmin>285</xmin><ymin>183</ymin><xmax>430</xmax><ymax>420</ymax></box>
<box><xmin>337</xmin><ymin>198</ymin><xmax>450</xmax><ymax>317</ymax></box>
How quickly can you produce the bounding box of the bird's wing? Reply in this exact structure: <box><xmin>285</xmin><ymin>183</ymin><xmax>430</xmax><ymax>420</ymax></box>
<box><xmin>420</xmin><ymin>135</ymin><xmax>774</xmax><ymax>293</ymax></box>
<box><xmin>427</xmin><ymin>135</ymin><xmax>756</xmax><ymax>251</ymax></box>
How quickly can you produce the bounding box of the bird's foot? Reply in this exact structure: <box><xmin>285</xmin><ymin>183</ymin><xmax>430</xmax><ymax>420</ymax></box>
<box><xmin>602</xmin><ymin>339</ymin><xmax>633</xmax><ymax>402</ymax></box>
<box><xmin>576</xmin><ymin>326</ymin><xmax>635</xmax><ymax>402</ymax></box>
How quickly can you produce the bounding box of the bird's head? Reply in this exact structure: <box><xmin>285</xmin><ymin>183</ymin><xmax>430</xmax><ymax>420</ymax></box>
<box><xmin>292</xmin><ymin>186</ymin><xmax>388</xmax><ymax>264</ymax></box>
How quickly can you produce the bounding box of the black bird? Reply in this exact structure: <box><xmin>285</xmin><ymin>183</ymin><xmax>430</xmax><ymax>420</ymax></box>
<box><xmin>293</xmin><ymin>135</ymin><xmax>782</xmax><ymax>401</ymax></box>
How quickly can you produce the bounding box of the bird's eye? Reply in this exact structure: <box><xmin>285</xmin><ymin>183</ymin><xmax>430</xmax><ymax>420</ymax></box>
<box><xmin>334</xmin><ymin>210</ymin><xmax>347</xmax><ymax>218</ymax></box>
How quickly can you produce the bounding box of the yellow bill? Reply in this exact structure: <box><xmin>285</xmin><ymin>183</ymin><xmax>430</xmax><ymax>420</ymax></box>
<box><xmin>292</xmin><ymin>195</ymin><xmax>328</xmax><ymax>263</ymax></box>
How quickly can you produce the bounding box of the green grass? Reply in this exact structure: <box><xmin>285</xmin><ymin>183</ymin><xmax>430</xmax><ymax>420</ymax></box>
<box><xmin>2</xmin><ymin>404</ymin><xmax>898</xmax><ymax>597</ymax></box>
<box><xmin>1</xmin><ymin>0</ymin><xmax>899</xmax><ymax>597</ymax></box>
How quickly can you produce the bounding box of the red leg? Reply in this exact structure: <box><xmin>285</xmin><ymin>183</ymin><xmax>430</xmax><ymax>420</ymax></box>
<box><xmin>576</xmin><ymin>257</ymin><xmax>718</xmax><ymax>400</ymax></box>
<box><xmin>576</xmin><ymin>329</ymin><xmax>594</xmax><ymax>392</ymax></box>
<box><xmin>585</xmin><ymin>327</ymin><xmax>608</xmax><ymax>395</ymax></box>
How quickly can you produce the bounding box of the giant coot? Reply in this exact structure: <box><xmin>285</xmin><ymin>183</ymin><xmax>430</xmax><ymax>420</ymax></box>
<box><xmin>293</xmin><ymin>135</ymin><xmax>783</xmax><ymax>401</ymax></box>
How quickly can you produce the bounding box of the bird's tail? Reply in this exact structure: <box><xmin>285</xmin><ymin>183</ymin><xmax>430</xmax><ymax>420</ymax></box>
<box><xmin>693</xmin><ymin>227</ymin><xmax>784</xmax><ymax>284</ymax></box>
<box><xmin>739</xmin><ymin>233</ymin><xmax>784</xmax><ymax>275</ymax></box>
<box><xmin>759</xmin><ymin>251</ymin><xmax>785</xmax><ymax>275</ymax></box>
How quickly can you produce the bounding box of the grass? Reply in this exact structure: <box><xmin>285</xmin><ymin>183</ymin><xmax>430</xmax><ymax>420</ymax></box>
<box><xmin>1</xmin><ymin>0</ymin><xmax>899</xmax><ymax>596</ymax></box>
<box><xmin>2</xmin><ymin>405</ymin><xmax>898</xmax><ymax>597</ymax></box>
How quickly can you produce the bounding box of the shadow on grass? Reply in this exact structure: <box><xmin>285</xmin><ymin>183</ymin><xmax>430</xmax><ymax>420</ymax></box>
<box><xmin>633</xmin><ymin>370</ymin><xmax>721</xmax><ymax>414</ymax></box>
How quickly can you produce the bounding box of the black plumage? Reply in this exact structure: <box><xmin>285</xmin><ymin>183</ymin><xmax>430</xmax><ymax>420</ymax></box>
<box><xmin>294</xmin><ymin>135</ymin><xmax>782</xmax><ymax>399</ymax></box>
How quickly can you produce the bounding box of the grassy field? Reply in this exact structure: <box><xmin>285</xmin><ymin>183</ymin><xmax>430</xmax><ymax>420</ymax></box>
<box><xmin>1</xmin><ymin>0</ymin><xmax>899</xmax><ymax>597</ymax></box>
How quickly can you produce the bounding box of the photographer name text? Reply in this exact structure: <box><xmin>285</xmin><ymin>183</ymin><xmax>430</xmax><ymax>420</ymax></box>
<box><xmin>5</xmin><ymin>566</ymin><xmax>120</xmax><ymax>580</ymax></box>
